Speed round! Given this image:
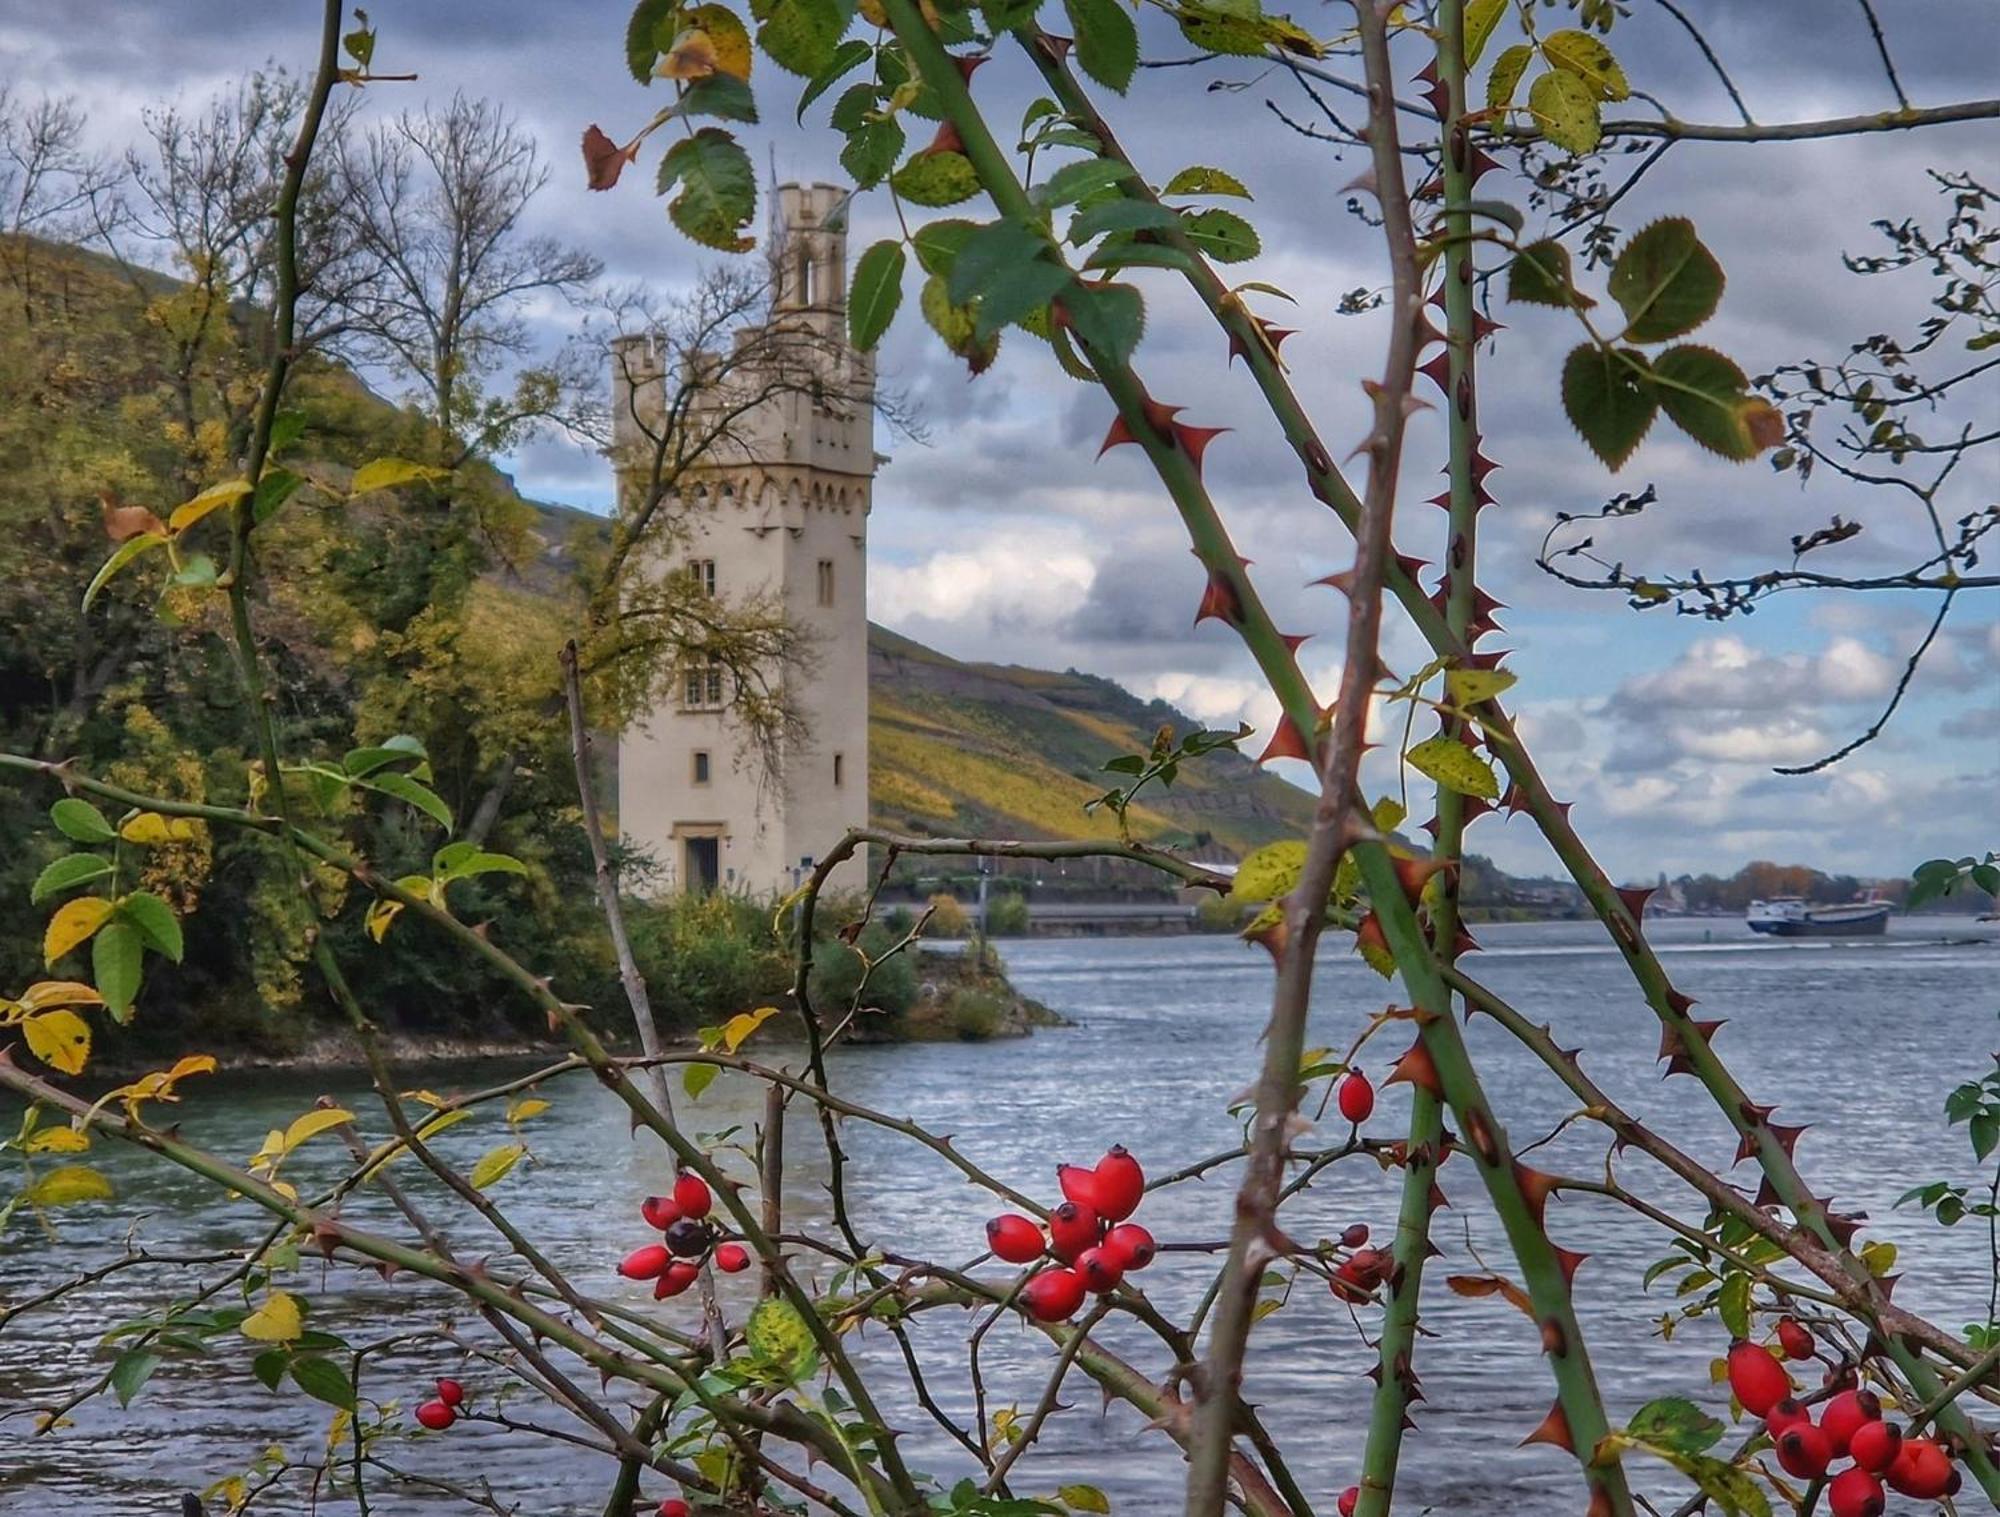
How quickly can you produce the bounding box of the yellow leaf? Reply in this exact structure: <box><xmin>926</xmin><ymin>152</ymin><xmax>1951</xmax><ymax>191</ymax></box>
<box><xmin>1444</xmin><ymin>667</ymin><xmax>1519</xmax><ymax>705</ymax></box>
<box><xmin>414</xmin><ymin>1107</ymin><xmax>474</xmax><ymax>1141</ymax></box>
<box><xmin>241</xmin><ymin>1291</ymin><xmax>303</xmax><ymax>1343</ymax></box>
<box><xmin>23</xmin><ymin>1009</ymin><xmax>92</xmax><ymax>1075</ymax></box>
<box><xmin>1230</xmin><ymin>840</ymin><xmax>1307</xmax><ymax>903</ymax></box>
<box><xmin>402</xmin><ymin>1088</ymin><xmax>448</xmax><ymax>1108</ymax></box>
<box><xmin>270</xmin><ymin>1179</ymin><xmax>299</xmax><ymax>1202</ymax></box>
<box><xmin>167</xmin><ymin>479</ymin><xmax>252</xmax><ymax>532</ymax></box>
<box><xmin>1405</xmin><ymin>734</ymin><xmax>1501</xmax><ymax>800</ymax></box>
<box><xmin>119</xmin><ymin>812</ymin><xmax>200</xmax><ymax>845</ymax></box>
<box><xmin>468</xmin><ymin>1141</ymin><xmax>527</xmax><ymax>1190</ymax></box>
<box><xmin>280</xmin><ymin>1108</ymin><xmax>356</xmax><ymax>1154</ymax></box>
<box><xmin>348</xmin><ymin>457</ymin><xmax>448</xmax><ymax>496</ymax></box>
<box><xmin>26</xmin><ymin>1124</ymin><xmax>90</xmax><ymax>1153</ymax></box>
<box><xmin>27</xmin><ymin>1164</ymin><xmax>113</xmax><ymax>1206</ymax></box>
<box><xmin>44</xmin><ymin>897</ymin><xmax>114</xmax><ymax>965</ymax></box>
<box><xmin>326</xmin><ymin>1406</ymin><xmax>352</xmax><ymax>1455</ymax></box>
<box><xmin>719</xmin><ymin>1005</ymin><xmax>779</xmax><ymax>1054</ymax></box>
<box><xmin>364</xmin><ymin>897</ymin><xmax>403</xmax><ymax>943</ymax></box>
<box><xmin>19</xmin><ymin>981</ymin><xmax>104</xmax><ymax>1012</ymax></box>
<box><xmin>658</xmin><ymin>26</ymin><xmax>719</xmax><ymax>78</ymax></box>
<box><xmin>683</xmin><ymin>5</ymin><xmax>752</xmax><ymax>79</ymax></box>
<box><xmin>506</xmin><ymin>1097</ymin><xmax>551</xmax><ymax>1124</ymax></box>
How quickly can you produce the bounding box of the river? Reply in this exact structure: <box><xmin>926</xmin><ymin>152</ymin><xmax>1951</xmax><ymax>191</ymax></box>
<box><xmin>2</xmin><ymin>920</ymin><xmax>1995</xmax><ymax>1514</ymax></box>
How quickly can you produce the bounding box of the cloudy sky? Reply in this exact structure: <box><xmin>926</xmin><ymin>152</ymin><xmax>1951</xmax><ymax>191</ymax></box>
<box><xmin>9</xmin><ymin>0</ymin><xmax>1995</xmax><ymax>880</ymax></box>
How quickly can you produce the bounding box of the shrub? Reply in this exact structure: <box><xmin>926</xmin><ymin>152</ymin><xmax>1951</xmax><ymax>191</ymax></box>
<box><xmin>986</xmin><ymin>891</ymin><xmax>1031</xmax><ymax>936</ymax></box>
<box><xmin>628</xmin><ymin>892</ymin><xmax>790</xmax><ymax>1030</ymax></box>
<box><xmin>808</xmin><ymin>921</ymin><xmax>918</xmax><ymax>1017</ymax></box>
<box><xmin>942</xmin><ymin>986</ymin><xmax>1010</xmax><ymax>1040</ymax></box>
<box><xmin>924</xmin><ymin>892</ymin><xmax>970</xmax><ymax>937</ymax></box>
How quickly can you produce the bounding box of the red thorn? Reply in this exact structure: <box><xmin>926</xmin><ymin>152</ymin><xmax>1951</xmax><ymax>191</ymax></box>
<box><xmin>1755</xmin><ymin>1174</ymin><xmax>1783</xmax><ymax>1208</ymax></box>
<box><xmin>1469</xmin><ymin>451</ymin><xmax>1500</xmax><ymax>486</ymax></box>
<box><xmin>1392</xmin><ymin>855</ymin><xmax>1447</xmax><ymax>906</ymax></box>
<box><xmin>1823</xmin><ymin>1211</ymin><xmax>1864</xmax><ymax>1248</ymax></box>
<box><xmin>1314</xmin><ymin>566</ymin><xmax>1358</xmax><ymax>596</ymax></box>
<box><xmin>1194</xmin><ymin>568</ymin><xmax>1242</xmax><ymax>628</ymax></box>
<box><xmin>1172</xmin><ymin>422</ymin><xmax>1230</xmax><ymax>476</ymax></box>
<box><xmin>1280</xmin><ymin>632</ymin><xmax>1311</xmax><ymax>653</ymax></box>
<box><xmin>1769</xmin><ymin>1122</ymin><xmax>1809</xmax><ymax>1160</ymax></box>
<box><xmin>1386</xmin><ymin>1038</ymin><xmax>1443</xmax><ymax>1098</ymax></box>
<box><xmin>923</xmin><ymin>120</ymin><xmax>966</xmax><ymax>158</ymax></box>
<box><xmin>953</xmin><ymin>52</ymin><xmax>988</xmax><ymax>83</ymax></box>
<box><xmin>1553</xmin><ymin>1246</ymin><xmax>1589</xmax><ymax>1286</ymax></box>
<box><xmin>1465</xmin><ymin>144</ymin><xmax>1501</xmax><ymax>182</ymax></box>
<box><xmin>1616</xmin><ymin>885</ymin><xmax>1655</xmax><ymax>921</ymax></box>
<box><xmin>1037</xmin><ymin>32</ymin><xmax>1074</xmax><ymax>59</ymax></box>
<box><xmin>1256</xmin><ymin>713</ymin><xmax>1311</xmax><ymax>765</ymax></box>
<box><xmin>1393</xmin><ymin>551</ymin><xmax>1430</xmax><ymax>580</ymax></box>
<box><xmin>1451</xmin><ymin>926</ymin><xmax>1481</xmax><ymax>958</ymax></box>
<box><xmin>1521</xmin><ymin>1403</ymin><xmax>1574</xmax><ymax>1453</ymax></box>
<box><xmin>1664</xmin><ymin>988</ymin><xmax>1696</xmax><ymax>1015</ymax></box>
<box><xmin>1471</xmin><ymin>311</ymin><xmax>1505</xmax><ymax>342</ymax></box>
<box><xmin>1244</xmin><ymin>910</ymin><xmax>1288</xmax><ymax>961</ymax></box>
<box><xmin>1097</xmin><ymin>414</ymin><xmax>1138</xmax><ymax>458</ymax></box>
<box><xmin>1501</xmin><ymin>783</ymin><xmax>1531</xmax><ymax>816</ymax></box>
<box><xmin>1417</xmin><ymin>352</ymin><xmax>1452</xmax><ymax>393</ymax></box>
<box><xmin>1512</xmin><ymin>1163</ymin><xmax>1559</xmax><ymax>1225</ymax></box>
<box><xmin>1460</xmin><ymin>795</ymin><xmax>1493</xmax><ymax>825</ymax></box>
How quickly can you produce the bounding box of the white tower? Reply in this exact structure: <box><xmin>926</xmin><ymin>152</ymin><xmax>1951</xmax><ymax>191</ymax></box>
<box><xmin>611</xmin><ymin>183</ymin><xmax>873</xmax><ymax>896</ymax></box>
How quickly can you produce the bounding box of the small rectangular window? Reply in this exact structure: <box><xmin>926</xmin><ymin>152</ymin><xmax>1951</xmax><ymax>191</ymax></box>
<box><xmin>833</xmin><ymin>752</ymin><xmax>845</xmax><ymax>787</ymax></box>
<box><xmin>692</xmin><ymin>751</ymin><xmax>711</xmax><ymax>785</ymax></box>
<box><xmin>682</xmin><ymin>657</ymin><xmax>725</xmax><ymax>710</ymax></box>
<box><xmin>687</xmin><ymin>559</ymin><xmax>716</xmax><ymax>596</ymax></box>
<box><xmin>817</xmin><ymin>558</ymin><xmax>835</xmax><ymax>607</ymax></box>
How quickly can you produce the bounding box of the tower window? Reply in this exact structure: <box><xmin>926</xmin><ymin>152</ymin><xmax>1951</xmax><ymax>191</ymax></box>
<box><xmin>683</xmin><ymin>657</ymin><xmax>725</xmax><ymax>710</ymax></box>
<box><xmin>817</xmin><ymin>559</ymin><xmax>835</xmax><ymax>606</ymax></box>
<box><xmin>834</xmin><ymin>752</ymin><xmax>845</xmax><ymax>787</ymax></box>
<box><xmin>796</xmin><ymin>244</ymin><xmax>814</xmax><ymax>306</ymax></box>
<box><xmin>692</xmin><ymin>751</ymin><xmax>711</xmax><ymax>785</ymax></box>
<box><xmin>686</xmin><ymin>558</ymin><xmax>716</xmax><ymax>596</ymax></box>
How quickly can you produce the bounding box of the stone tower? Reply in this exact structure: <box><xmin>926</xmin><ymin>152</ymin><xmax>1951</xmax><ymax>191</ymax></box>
<box><xmin>610</xmin><ymin>183</ymin><xmax>873</xmax><ymax>896</ymax></box>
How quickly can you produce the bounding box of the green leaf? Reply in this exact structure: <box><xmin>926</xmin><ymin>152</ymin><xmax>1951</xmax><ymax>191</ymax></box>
<box><xmin>1066</xmin><ymin>198</ymin><xmax>1181</xmax><ymax>244</ymax></box>
<box><xmin>1507</xmin><ymin>238</ymin><xmax>1591</xmax><ymax>309</ymax></box>
<box><xmin>268</xmin><ymin>410</ymin><xmax>308</xmax><ymax>454</ymax></box>
<box><xmin>745</xmin><ymin>1297</ymin><xmax>816</xmax><ymax>1380</ymax></box>
<box><xmin>31</xmin><ymin>853</ymin><xmax>113</xmax><ymax>905</ymax></box>
<box><xmin>50</xmin><ymin>799</ymin><xmax>117</xmax><ymax>845</ymax></box>
<box><xmin>920</xmin><ymin>274</ymin><xmax>1000</xmax><ymax>374</ymax></box>
<box><xmin>1064</xmin><ymin>0</ymin><xmax>1138</xmax><ymax>92</ymax></box>
<box><xmin>680</xmin><ymin>73</ymin><xmax>760</xmax><ymax>123</ymax></box>
<box><xmin>892</xmin><ymin>150</ymin><xmax>981</xmax><ymax>208</ymax></box>
<box><xmin>1486</xmin><ymin>43</ymin><xmax>1533</xmax><ymax>111</ymax></box>
<box><xmin>1542</xmin><ymin>29</ymin><xmax>1630</xmax><ymax>102</ymax></box>
<box><xmin>343</xmin><ymin>23</ymin><xmax>376</xmax><ymax>67</ymax></box>
<box><xmin>110</xmin><ymin>1347</ymin><xmax>162</xmax><ymax>1408</ymax></box>
<box><xmin>1717</xmin><ymin>1272</ymin><xmax>1751</xmax><ymax>1338</ymax></box>
<box><xmin>1231</xmin><ymin>840</ymin><xmax>1306</xmax><ymax>903</ymax></box>
<box><xmin>469</xmin><ymin>1142</ymin><xmax>528</xmax><ymax>1190</ymax></box>
<box><xmin>840</xmin><ymin>117</ymin><xmax>904</xmax><ymax>189</ymax></box>
<box><xmin>1651</xmin><ymin>344</ymin><xmax>1767</xmax><ymax>461</ymax></box>
<box><xmin>1562</xmin><ymin>343</ymin><xmax>1657</xmax><ymax>469</ymax></box>
<box><xmin>251</xmin><ymin>1347</ymin><xmax>289</xmax><ymax>1391</ymax></box>
<box><xmin>912</xmin><ymin>218</ymin><xmax>978</xmax><ymax>277</ymax></box>
<box><xmin>1463</xmin><ymin>0</ymin><xmax>1507</xmax><ymax>66</ymax></box>
<box><xmin>1528</xmin><ymin>67</ymin><xmax>1602</xmax><ymax>155</ymax></box>
<box><xmin>252</xmin><ymin>468</ymin><xmax>304</xmax><ymax>524</ymax></box>
<box><xmin>1973</xmin><ymin>1113</ymin><xmax>1999</xmax><ymax>1162</ymax></box>
<box><xmin>82</xmin><ymin>533</ymin><xmax>167</xmax><ymax>613</ymax></box>
<box><xmin>290</xmin><ymin>1355</ymin><xmax>358</xmax><ymax>1411</ymax></box>
<box><xmin>119</xmin><ymin>891</ymin><xmax>184</xmax><ymax>963</ymax></box>
<box><xmin>433</xmin><ymin>844</ymin><xmax>532</xmax><ymax>883</ymax></box>
<box><xmin>1405</xmin><ymin>735</ymin><xmax>1500</xmax><ymax>800</ymax></box>
<box><xmin>848</xmin><ymin>240</ymin><xmax>906</xmax><ymax>352</ymax></box>
<box><xmin>984</xmin><ymin>0</ymin><xmax>1047</xmax><ymax>27</ymax></box>
<box><xmin>797</xmin><ymin>39</ymin><xmax>873</xmax><ymax>122</ymax></box>
<box><xmin>366</xmin><ymin>773</ymin><xmax>454</xmax><ymax>830</ymax></box>
<box><xmin>658</xmin><ymin>128</ymin><xmax>759</xmax><ymax>251</ymax></box>
<box><xmin>349</xmin><ymin>458</ymin><xmax>449</xmax><ymax>496</ymax></box>
<box><xmin>1181</xmin><ymin>208</ymin><xmax>1261</xmax><ymax>262</ymax></box>
<box><xmin>1601</xmin><ymin>1434</ymin><xmax>1771</xmax><ymax>1517</ymax></box>
<box><xmin>1036</xmin><ymin>158</ymin><xmax>1135</xmax><ymax>209</ymax></box>
<box><xmin>1607</xmin><ymin>218</ymin><xmax>1725</xmax><ymax>342</ymax></box>
<box><xmin>948</xmin><ymin>220</ymin><xmax>1047</xmax><ymax>304</ymax></box>
<box><xmin>758</xmin><ymin>0</ymin><xmax>845</xmax><ymax>77</ymax></box>
<box><xmin>1084</xmin><ymin>239</ymin><xmax>1198</xmax><ymax>275</ymax></box>
<box><xmin>626</xmin><ymin>0</ymin><xmax>678</xmax><ymax>79</ymax></box>
<box><xmin>1626</xmin><ymin>1397</ymin><xmax>1725</xmax><ymax>1457</ymax></box>
<box><xmin>93</xmin><ymin>922</ymin><xmax>144</xmax><ymax>1020</ymax></box>
<box><xmin>973</xmin><ymin>259</ymin><xmax>1072</xmax><ymax>338</ymax></box>
<box><xmin>1062</xmin><ymin>280</ymin><xmax>1145</xmax><ymax>365</ymax></box>
<box><xmin>1162</xmin><ymin>165</ymin><xmax>1251</xmax><ymax>199</ymax></box>
<box><xmin>684</xmin><ymin>1061</ymin><xmax>720</xmax><ymax>1101</ymax></box>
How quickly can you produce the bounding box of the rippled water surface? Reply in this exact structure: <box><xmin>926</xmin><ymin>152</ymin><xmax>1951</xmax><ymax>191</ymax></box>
<box><xmin>2</xmin><ymin>919</ymin><xmax>1995</xmax><ymax>1514</ymax></box>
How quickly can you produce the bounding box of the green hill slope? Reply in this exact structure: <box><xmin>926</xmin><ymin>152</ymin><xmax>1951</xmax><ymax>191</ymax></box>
<box><xmin>867</xmin><ymin>624</ymin><xmax>1314</xmax><ymax>858</ymax></box>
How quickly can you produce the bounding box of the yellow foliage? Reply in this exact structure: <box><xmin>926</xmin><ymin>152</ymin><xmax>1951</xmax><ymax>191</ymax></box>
<box><xmin>44</xmin><ymin>897</ymin><xmax>114</xmax><ymax>965</ymax></box>
<box><xmin>241</xmin><ymin>1291</ymin><xmax>303</xmax><ymax>1343</ymax></box>
<box><xmin>22</xmin><ymin>1009</ymin><xmax>92</xmax><ymax>1075</ymax></box>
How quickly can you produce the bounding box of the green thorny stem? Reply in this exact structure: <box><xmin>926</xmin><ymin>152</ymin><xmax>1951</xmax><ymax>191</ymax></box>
<box><xmin>878</xmin><ymin>6</ymin><xmax>1632</xmax><ymax>1513</ymax></box>
<box><xmin>1015</xmin><ymin>2</ymin><xmax>1997</xmax><ymax>1502</ymax></box>
<box><xmin>1353</xmin><ymin>6</ymin><xmax>1474</xmax><ymax>1512</ymax></box>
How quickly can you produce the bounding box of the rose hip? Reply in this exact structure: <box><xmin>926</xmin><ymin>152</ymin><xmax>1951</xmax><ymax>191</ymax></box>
<box><xmin>1090</xmin><ymin>1146</ymin><xmax>1145</xmax><ymax>1221</ymax></box>
<box><xmin>415</xmin><ymin>1399</ymin><xmax>455</xmax><ymax>1431</ymax></box>
<box><xmin>1021</xmin><ymin>1268</ymin><xmax>1087</xmax><ymax>1322</ymax></box>
<box><xmin>986</xmin><ymin>1214</ymin><xmax>1046</xmax><ymax>1264</ymax></box>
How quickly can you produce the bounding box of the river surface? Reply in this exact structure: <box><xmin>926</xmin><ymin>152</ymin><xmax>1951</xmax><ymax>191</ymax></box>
<box><xmin>2</xmin><ymin>920</ymin><xmax>1995</xmax><ymax>1515</ymax></box>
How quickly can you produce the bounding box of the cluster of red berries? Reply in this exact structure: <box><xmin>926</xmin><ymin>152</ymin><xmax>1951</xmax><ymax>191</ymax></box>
<box><xmin>1327</xmin><ymin>1224</ymin><xmax>1384</xmax><ymax>1304</ymax></box>
<box><xmin>413</xmin><ymin>1377</ymin><xmax>465</xmax><ymax>1431</ymax></box>
<box><xmin>615</xmin><ymin>1172</ymin><xmax>751</xmax><ymax>1298</ymax></box>
<box><xmin>655</xmin><ymin>1502</ymin><xmax>691</xmax><ymax>1517</ymax></box>
<box><xmin>1728</xmin><ymin>1328</ymin><xmax>1961</xmax><ymax>1513</ymax></box>
<box><xmin>985</xmin><ymin>1146</ymin><xmax>1157</xmax><ymax>1322</ymax></box>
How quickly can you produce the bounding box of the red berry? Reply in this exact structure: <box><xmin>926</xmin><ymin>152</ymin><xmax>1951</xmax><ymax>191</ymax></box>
<box><xmin>658</xmin><ymin>1501</ymin><xmax>692</xmax><ymax>1517</ymax></box>
<box><xmin>1826</xmin><ymin>1467</ymin><xmax>1885</xmax><ymax>1517</ymax></box>
<box><xmin>1330</xmin><ymin>1248</ymin><xmax>1389</xmax><ymax>1304</ymax></box>
<box><xmin>1725</xmin><ymin>1340</ymin><xmax>1789</xmax><ymax>1416</ymax></box>
<box><xmin>1337</xmin><ymin>1487</ymin><xmax>1359</xmax><ymax>1517</ymax></box>
<box><xmin>1048</xmin><ymin>1201</ymin><xmax>1101</xmax><ymax>1262</ymax></box>
<box><xmin>1818</xmin><ymin>1388</ymin><xmax>1879</xmax><ymax>1455</ymax></box>
<box><xmin>1775</xmin><ymin>1423</ymin><xmax>1832</xmax><ymax>1480</ymax></box>
<box><xmin>1020</xmin><ymin>1268</ymin><xmax>1087</xmax><ymax>1322</ymax></box>
<box><xmin>654</xmin><ymin>1259</ymin><xmax>701</xmax><ymax>1299</ymax></box>
<box><xmin>1091</xmin><ymin>1146</ymin><xmax>1145</xmax><ymax>1222</ymax></box>
<box><xmin>1337</xmin><ymin>1072</ymin><xmax>1375</xmax><ymax>1124</ymax></box>
<box><xmin>986</xmin><ymin>1214</ymin><xmax>1046</xmax><ymax>1264</ymax></box>
<box><xmin>1776</xmin><ymin>1316</ymin><xmax>1815</xmax><ymax>1361</ymax></box>
<box><xmin>641</xmin><ymin>1195</ymin><xmax>682</xmax><ymax>1231</ymax></box>
<box><xmin>1074</xmin><ymin>1246</ymin><xmax>1124</xmax><ymax>1294</ymax></box>
<box><xmin>1885</xmin><ymin>1437</ymin><xmax>1954</xmax><ymax>1499</ymax></box>
<box><xmin>1057</xmin><ymin>1163</ymin><xmax>1102</xmax><ymax>1212</ymax></box>
<box><xmin>1340</xmin><ymin>1223</ymin><xmax>1370</xmax><ymax>1249</ymax></box>
<box><xmin>672</xmin><ymin>1172</ymin><xmax>713</xmax><ymax>1219</ymax></box>
<box><xmin>1103</xmin><ymin>1222</ymin><xmax>1157</xmax><ymax>1271</ymax></box>
<box><xmin>415</xmin><ymin>1399</ymin><xmax>455</xmax><ymax>1431</ymax></box>
<box><xmin>1847</xmin><ymin>1417</ymin><xmax>1902</xmax><ymax>1474</ymax></box>
<box><xmin>435</xmin><ymin>1378</ymin><xmax>465</xmax><ymax>1408</ymax></box>
<box><xmin>1764</xmin><ymin>1398</ymin><xmax>1810</xmax><ymax>1438</ymax></box>
<box><xmin>619</xmin><ymin>1243</ymin><xmax>671</xmax><ymax>1281</ymax></box>
<box><xmin>714</xmin><ymin>1242</ymin><xmax>750</xmax><ymax>1273</ymax></box>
